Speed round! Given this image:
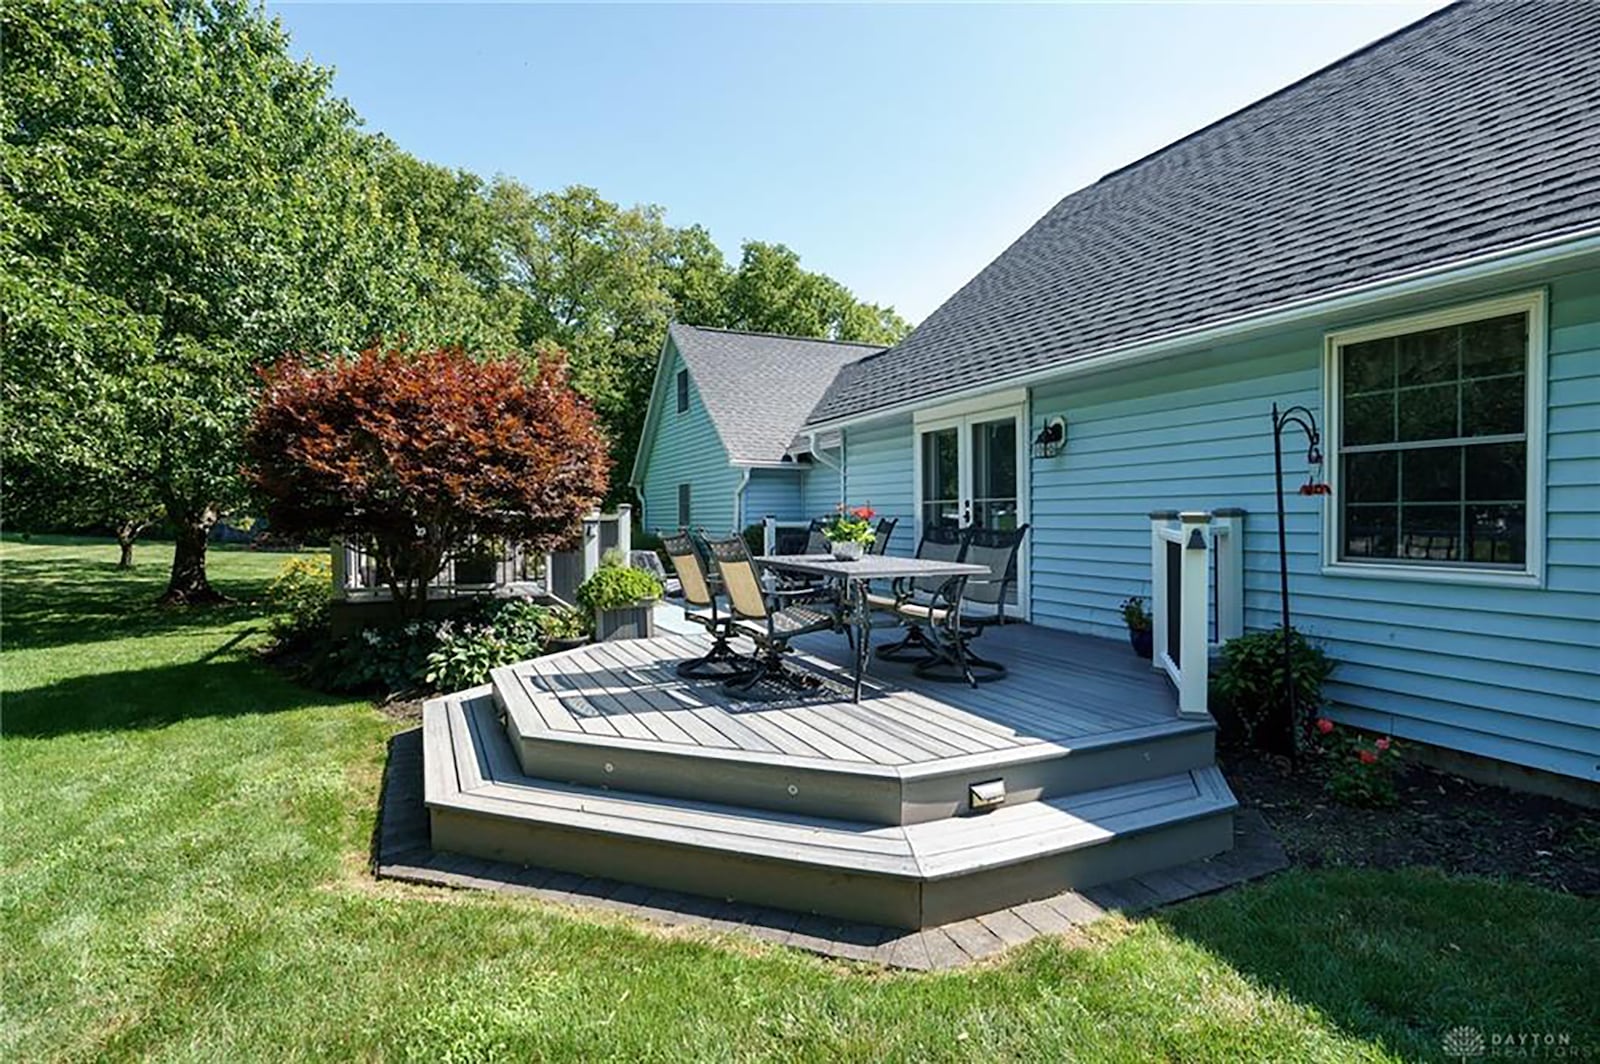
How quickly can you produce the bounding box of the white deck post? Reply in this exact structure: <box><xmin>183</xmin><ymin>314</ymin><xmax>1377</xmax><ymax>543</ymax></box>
<box><xmin>582</xmin><ymin>511</ymin><xmax>602</xmax><ymax>579</ymax></box>
<box><xmin>615</xmin><ymin>504</ymin><xmax>633</xmax><ymax>558</ymax></box>
<box><xmin>1177</xmin><ymin>511</ymin><xmax>1211</xmax><ymax>718</ymax></box>
<box><xmin>1211</xmin><ymin>508</ymin><xmax>1246</xmax><ymax>644</ymax></box>
<box><xmin>763</xmin><ymin>515</ymin><xmax>777</xmax><ymax>555</ymax></box>
<box><xmin>1148</xmin><ymin>510</ymin><xmax>1176</xmax><ymax>673</ymax></box>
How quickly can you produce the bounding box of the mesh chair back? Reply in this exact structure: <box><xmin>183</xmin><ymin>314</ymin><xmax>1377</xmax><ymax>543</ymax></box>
<box><xmin>663</xmin><ymin>532</ymin><xmax>714</xmax><ymax>608</ymax></box>
<box><xmin>803</xmin><ymin>519</ymin><xmax>829</xmax><ymax>555</ymax></box>
<box><xmin>962</xmin><ymin>525</ymin><xmax>1030</xmax><ymax>609</ymax></box>
<box><xmin>869</xmin><ymin>517</ymin><xmax>898</xmax><ymax>555</ymax></box>
<box><xmin>912</xmin><ymin>524</ymin><xmax>968</xmax><ymax>596</ymax></box>
<box><xmin>705</xmin><ymin>535</ymin><xmax>768</xmax><ymax>621</ymax></box>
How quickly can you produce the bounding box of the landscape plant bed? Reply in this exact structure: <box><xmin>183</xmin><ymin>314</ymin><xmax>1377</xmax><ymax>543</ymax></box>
<box><xmin>1218</xmin><ymin>741</ymin><xmax>1600</xmax><ymax>895</ymax></box>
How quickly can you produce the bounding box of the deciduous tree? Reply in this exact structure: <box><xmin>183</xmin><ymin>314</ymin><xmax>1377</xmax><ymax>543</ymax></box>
<box><xmin>244</xmin><ymin>348</ymin><xmax>610</xmax><ymax>618</ymax></box>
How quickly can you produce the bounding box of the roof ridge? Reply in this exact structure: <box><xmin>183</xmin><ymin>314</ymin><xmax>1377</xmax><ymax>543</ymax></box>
<box><xmin>672</xmin><ymin>321</ymin><xmax>888</xmax><ymax>349</ymax></box>
<box><xmin>1096</xmin><ymin>0</ymin><xmax>1471</xmax><ymax>184</ymax></box>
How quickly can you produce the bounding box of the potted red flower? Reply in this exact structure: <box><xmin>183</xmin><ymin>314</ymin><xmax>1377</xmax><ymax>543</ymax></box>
<box><xmin>822</xmin><ymin>504</ymin><xmax>877</xmax><ymax>561</ymax></box>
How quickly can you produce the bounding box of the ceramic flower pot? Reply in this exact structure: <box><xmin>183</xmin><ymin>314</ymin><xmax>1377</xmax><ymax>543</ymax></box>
<box><xmin>830</xmin><ymin>540</ymin><xmax>865</xmax><ymax>561</ymax></box>
<box><xmin>1128</xmin><ymin>626</ymin><xmax>1153</xmax><ymax>660</ymax></box>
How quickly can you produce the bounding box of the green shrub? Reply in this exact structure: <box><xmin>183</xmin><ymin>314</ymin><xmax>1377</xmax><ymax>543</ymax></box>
<box><xmin>741</xmin><ymin>523</ymin><xmax>766</xmax><ymax>557</ymax></box>
<box><xmin>537</xmin><ymin>605</ymin><xmax>589</xmax><ymax>642</ymax></box>
<box><xmin>266</xmin><ymin>555</ymin><xmax>332</xmax><ymax>644</ymax></box>
<box><xmin>315</xmin><ymin>621</ymin><xmax>439</xmax><ymax>696</ymax></box>
<box><xmin>576</xmin><ymin>564</ymin><xmax>662</xmax><ymax>614</ymax></box>
<box><xmin>424</xmin><ymin>599</ymin><xmax>549</xmax><ymax>693</ymax></box>
<box><xmin>1213</xmin><ymin>626</ymin><xmax>1335</xmax><ymax>752</ymax></box>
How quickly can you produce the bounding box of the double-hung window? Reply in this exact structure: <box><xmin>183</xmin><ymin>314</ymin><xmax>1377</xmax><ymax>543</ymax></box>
<box><xmin>1325</xmin><ymin>291</ymin><xmax>1545</xmax><ymax>585</ymax></box>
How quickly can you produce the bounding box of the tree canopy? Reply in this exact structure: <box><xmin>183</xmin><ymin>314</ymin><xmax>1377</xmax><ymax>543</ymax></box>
<box><xmin>2</xmin><ymin>0</ymin><xmax>911</xmax><ymax>602</ymax></box>
<box><xmin>244</xmin><ymin>348</ymin><xmax>609</xmax><ymax>616</ymax></box>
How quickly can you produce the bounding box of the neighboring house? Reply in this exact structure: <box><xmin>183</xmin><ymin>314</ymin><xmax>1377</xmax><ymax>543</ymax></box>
<box><xmin>631</xmin><ymin>1</ymin><xmax>1600</xmax><ymax>788</ymax></box>
<box><xmin>630</xmin><ymin>322</ymin><xmax>884</xmax><ymax>536</ymax></box>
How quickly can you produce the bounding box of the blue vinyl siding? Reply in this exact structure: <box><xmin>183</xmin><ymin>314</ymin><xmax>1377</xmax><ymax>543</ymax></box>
<box><xmin>1023</xmin><ymin>268</ymin><xmax>1600</xmax><ymax>781</ymax></box>
<box><xmin>842</xmin><ymin>417</ymin><xmax>915</xmax><ymax>557</ymax></box>
<box><xmin>800</xmin><ymin>457</ymin><xmax>844</xmax><ymax>521</ymax></box>
<box><xmin>834</xmin><ymin>268</ymin><xmax>1599</xmax><ymax>780</ymax></box>
<box><xmin>636</xmin><ymin>339</ymin><xmax>741</xmax><ymax>536</ymax></box>
<box><xmin>742</xmin><ymin>468</ymin><xmax>806</xmax><ymax>526</ymax></box>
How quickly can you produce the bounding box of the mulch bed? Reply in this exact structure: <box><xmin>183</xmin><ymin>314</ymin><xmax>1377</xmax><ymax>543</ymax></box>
<box><xmin>1218</xmin><ymin>742</ymin><xmax>1600</xmax><ymax>896</ymax></box>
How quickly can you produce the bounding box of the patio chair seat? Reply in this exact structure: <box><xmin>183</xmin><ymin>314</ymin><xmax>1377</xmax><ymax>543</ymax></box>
<box><xmin>735</xmin><ymin>603</ymin><xmax>835</xmax><ymax>642</ymax></box>
<box><xmin>891</xmin><ymin>600</ymin><xmax>953</xmax><ymax>624</ymax></box>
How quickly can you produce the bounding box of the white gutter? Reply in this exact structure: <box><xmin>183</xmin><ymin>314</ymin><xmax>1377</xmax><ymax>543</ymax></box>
<box><xmin>734</xmin><ymin>467</ymin><xmax>751</xmax><ymax>530</ymax></box>
<box><xmin>804</xmin><ymin>227</ymin><xmax>1600</xmax><ymax>432</ymax></box>
<box><xmin>799</xmin><ymin>430</ymin><xmax>844</xmax><ymax>474</ymax></box>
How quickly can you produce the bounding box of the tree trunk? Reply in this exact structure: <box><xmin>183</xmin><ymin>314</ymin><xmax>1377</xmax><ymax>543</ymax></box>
<box><xmin>116</xmin><ymin>521</ymin><xmax>142</xmax><ymax>569</ymax></box>
<box><xmin>161</xmin><ymin>505</ymin><xmax>225</xmax><ymax>605</ymax></box>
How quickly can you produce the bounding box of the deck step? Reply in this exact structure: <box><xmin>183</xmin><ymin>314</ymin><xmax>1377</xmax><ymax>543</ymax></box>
<box><xmin>491</xmin><ymin>654</ymin><xmax>1216</xmax><ymax>825</ymax></box>
<box><xmin>425</xmin><ymin>693</ymin><xmax>1237</xmax><ymax>929</ymax></box>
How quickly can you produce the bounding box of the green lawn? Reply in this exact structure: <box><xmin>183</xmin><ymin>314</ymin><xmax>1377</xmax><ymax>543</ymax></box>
<box><xmin>3</xmin><ymin>538</ymin><xmax>1595</xmax><ymax>1062</ymax></box>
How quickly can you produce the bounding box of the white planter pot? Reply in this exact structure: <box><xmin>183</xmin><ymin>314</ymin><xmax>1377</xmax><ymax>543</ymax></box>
<box><xmin>830</xmin><ymin>540</ymin><xmax>865</xmax><ymax>561</ymax></box>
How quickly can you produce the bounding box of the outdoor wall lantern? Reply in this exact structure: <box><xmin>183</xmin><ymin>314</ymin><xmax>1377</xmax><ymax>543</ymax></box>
<box><xmin>1032</xmin><ymin>415</ymin><xmax>1067</xmax><ymax>460</ymax></box>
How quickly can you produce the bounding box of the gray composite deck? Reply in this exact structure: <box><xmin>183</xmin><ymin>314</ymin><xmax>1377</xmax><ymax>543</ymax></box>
<box><xmin>418</xmin><ymin>622</ymin><xmax>1238</xmax><ymax>929</ymax></box>
<box><xmin>499</xmin><ymin>623</ymin><xmax>1179</xmax><ymax>767</ymax></box>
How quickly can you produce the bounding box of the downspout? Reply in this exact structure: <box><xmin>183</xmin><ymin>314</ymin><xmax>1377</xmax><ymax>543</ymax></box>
<box><xmin>801</xmin><ymin>430</ymin><xmax>845</xmax><ymax>507</ymax></box>
<box><xmin>735</xmin><ymin>467</ymin><xmax>751</xmax><ymax>532</ymax></box>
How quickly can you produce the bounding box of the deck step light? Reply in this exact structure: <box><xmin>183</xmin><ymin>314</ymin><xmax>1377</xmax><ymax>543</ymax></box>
<box><xmin>968</xmin><ymin>779</ymin><xmax>1006</xmax><ymax>811</ymax></box>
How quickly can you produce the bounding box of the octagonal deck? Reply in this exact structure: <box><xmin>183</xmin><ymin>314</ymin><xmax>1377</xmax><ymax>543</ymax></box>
<box><xmin>491</xmin><ymin>624</ymin><xmax>1213</xmax><ymax>824</ymax></box>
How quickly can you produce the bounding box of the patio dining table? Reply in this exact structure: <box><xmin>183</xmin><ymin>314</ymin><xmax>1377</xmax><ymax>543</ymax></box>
<box><xmin>755</xmin><ymin>553</ymin><xmax>991</xmax><ymax>702</ymax></box>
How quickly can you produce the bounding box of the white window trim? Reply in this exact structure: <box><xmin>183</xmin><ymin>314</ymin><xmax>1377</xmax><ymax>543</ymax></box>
<box><xmin>1321</xmin><ymin>289</ymin><xmax>1547</xmax><ymax>588</ymax></box>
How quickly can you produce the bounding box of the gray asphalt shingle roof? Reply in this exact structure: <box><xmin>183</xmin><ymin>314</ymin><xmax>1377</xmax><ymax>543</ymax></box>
<box><xmin>808</xmin><ymin>0</ymin><xmax>1600</xmax><ymax>425</ymax></box>
<box><xmin>667</xmin><ymin>323</ymin><xmax>884</xmax><ymax>464</ymax></box>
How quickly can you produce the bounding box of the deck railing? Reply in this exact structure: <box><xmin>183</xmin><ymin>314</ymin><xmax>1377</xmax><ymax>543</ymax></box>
<box><xmin>330</xmin><ymin>505</ymin><xmax>633</xmax><ymax>606</ymax></box>
<box><xmin>1149</xmin><ymin>508</ymin><xmax>1245</xmax><ymax>718</ymax></box>
<box><xmin>761</xmin><ymin>515</ymin><xmax>816</xmax><ymax>555</ymax></box>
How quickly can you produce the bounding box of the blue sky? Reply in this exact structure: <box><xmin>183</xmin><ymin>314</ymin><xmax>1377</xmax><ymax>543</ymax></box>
<box><xmin>270</xmin><ymin>2</ymin><xmax>1447</xmax><ymax>322</ymax></box>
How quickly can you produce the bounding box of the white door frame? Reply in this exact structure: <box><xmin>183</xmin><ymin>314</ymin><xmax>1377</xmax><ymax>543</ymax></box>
<box><xmin>912</xmin><ymin>394</ymin><xmax>1031</xmax><ymax>621</ymax></box>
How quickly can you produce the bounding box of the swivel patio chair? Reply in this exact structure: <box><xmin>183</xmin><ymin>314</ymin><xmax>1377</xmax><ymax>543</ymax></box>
<box><xmin>704</xmin><ymin>534</ymin><xmax>840</xmax><ymax>701</ymax></box>
<box><xmin>662</xmin><ymin>532</ymin><xmax>755</xmax><ymax>681</ymax></box>
<box><xmin>870</xmin><ymin>524</ymin><xmax>969</xmax><ymax>664</ymax></box>
<box><xmin>803</xmin><ymin>519</ymin><xmax>830</xmax><ymax>555</ymax></box>
<box><xmin>868</xmin><ymin>516</ymin><xmax>898</xmax><ymax>555</ymax></box>
<box><xmin>912</xmin><ymin>524</ymin><xmax>1029</xmax><ymax>685</ymax></box>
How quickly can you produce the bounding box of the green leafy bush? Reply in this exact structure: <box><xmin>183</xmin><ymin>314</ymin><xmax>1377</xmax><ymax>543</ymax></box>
<box><xmin>741</xmin><ymin>523</ymin><xmax>766</xmax><ymax>557</ymax></box>
<box><xmin>576</xmin><ymin>564</ymin><xmax>662</xmax><ymax>614</ymax></box>
<box><xmin>316</xmin><ymin>621</ymin><xmax>440</xmax><ymax>696</ymax></box>
<box><xmin>538</xmin><ymin>605</ymin><xmax>590</xmax><ymax>642</ymax></box>
<box><xmin>1213</xmin><ymin>627</ymin><xmax>1335</xmax><ymax>752</ymax></box>
<box><xmin>425</xmin><ymin>599</ymin><xmax>549</xmax><ymax>692</ymax></box>
<box><xmin>266</xmin><ymin>556</ymin><xmax>332</xmax><ymax>644</ymax></box>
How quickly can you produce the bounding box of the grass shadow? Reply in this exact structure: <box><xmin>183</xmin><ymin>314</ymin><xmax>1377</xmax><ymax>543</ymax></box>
<box><xmin>3</xmin><ymin>652</ymin><xmax>353</xmax><ymax>738</ymax></box>
<box><xmin>2</xmin><ymin>547</ymin><xmax>288</xmax><ymax>653</ymax></box>
<box><xmin>1153</xmin><ymin>866</ymin><xmax>1600</xmax><ymax>1060</ymax></box>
